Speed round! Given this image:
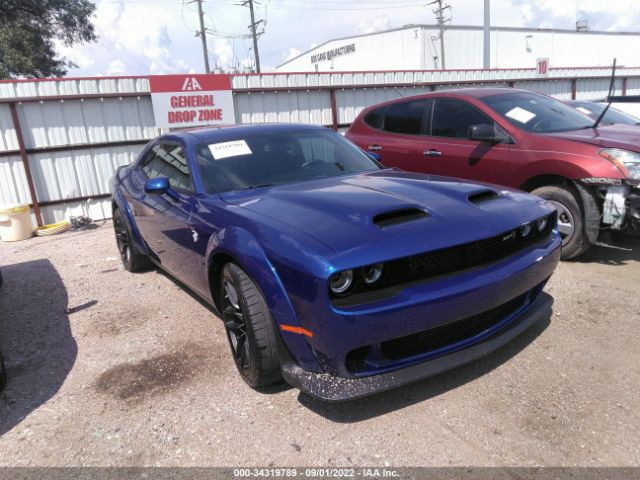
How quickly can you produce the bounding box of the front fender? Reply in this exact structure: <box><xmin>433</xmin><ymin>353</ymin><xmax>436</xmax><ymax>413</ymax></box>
<box><xmin>514</xmin><ymin>159</ymin><xmax>595</xmax><ymax>185</ymax></box>
<box><xmin>111</xmin><ymin>185</ymin><xmax>150</xmax><ymax>257</ymax></box>
<box><xmin>205</xmin><ymin>226</ymin><xmax>322</xmax><ymax>373</ymax></box>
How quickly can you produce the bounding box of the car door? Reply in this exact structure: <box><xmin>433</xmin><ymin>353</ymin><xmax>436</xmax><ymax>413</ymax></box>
<box><xmin>129</xmin><ymin>141</ymin><xmax>198</xmax><ymax>282</ymax></box>
<box><xmin>361</xmin><ymin>99</ymin><xmax>429</xmax><ymax>172</ymax></box>
<box><xmin>419</xmin><ymin>98</ymin><xmax>512</xmax><ymax>185</ymax></box>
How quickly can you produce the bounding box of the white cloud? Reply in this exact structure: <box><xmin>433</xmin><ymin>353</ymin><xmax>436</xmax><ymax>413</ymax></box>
<box><xmin>284</xmin><ymin>47</ymin><xmax>301</xmax><ymax>61</ymax></box>
<box><xmin>106</xmin><ymin>59</ymin><xmax>126</xmax><ymax>75</ymax></box>
<box><xmin>356</xmin><ymin>15</ymin><xmax>392</xmax><ymax>35</ymax></box>
<box><xmin>512</xmin><ymin>0</ymin><xmax>640</xmax><ymax>31</ymax></box>
<box><xmin>212</xmin><ymin>38</ymin><xmax>234</xmax><ymax>67</ymax></box>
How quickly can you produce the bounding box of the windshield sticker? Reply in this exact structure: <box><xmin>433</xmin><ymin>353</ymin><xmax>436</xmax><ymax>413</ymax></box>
<box><xmin>209</xmin><ymin>140</ymin><xmax>252</xmax><ymax>159</ymax></box>
<box><xmin>505</xmin><ymin>106</ymin><xmax>536</xmax><ymax>124</ymax></box>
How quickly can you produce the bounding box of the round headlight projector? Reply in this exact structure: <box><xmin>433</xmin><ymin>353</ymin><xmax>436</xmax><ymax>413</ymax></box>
<box><xmin>537</xmin><ymin>217</ymin><xmax>548</xmax><ymax>232</ymax></box>
<box><xmin>363</xmin><ymin>263</ymin><xmax>384</xmax><ymax>284</ymax></box>
<box><xmin>519</xmin><ymin>223</ymin><xmax>532</xmax><ymax>237</ymax></box>
<box><xmin>329</xmin><ymin>269</ymin><xmax>353</xmax><ymax>294</ymax></box>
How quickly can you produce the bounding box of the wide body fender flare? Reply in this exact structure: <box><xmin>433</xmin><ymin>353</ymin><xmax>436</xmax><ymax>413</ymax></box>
<box><xmin>205</xmin><ymin>226</ymin><xmax>322</xmax><ymax>373</ymax></box>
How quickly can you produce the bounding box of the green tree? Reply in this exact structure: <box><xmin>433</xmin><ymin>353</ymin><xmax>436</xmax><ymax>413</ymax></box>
<box><xmin>0</xmin><ymin>0</ymin><xmax>97</xmax><ymax>79</ymax></box>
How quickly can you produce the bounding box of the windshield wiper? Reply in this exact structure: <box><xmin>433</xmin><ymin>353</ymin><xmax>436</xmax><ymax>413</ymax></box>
<box><xmin>245</xmin><ymin>184</ymin><xmax>275</xmax><ymax>190</ymax></box>
<box><xmin>592</xmin><ymin>58</ymin><xmax>617</xmax><ymax>129</ymax></box>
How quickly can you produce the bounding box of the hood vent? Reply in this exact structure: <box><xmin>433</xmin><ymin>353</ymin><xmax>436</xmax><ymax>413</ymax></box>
<box><xmin>468</xmin><ymin>190</ymin><xmax>499</xmax><ymax>205</ymax></box>
<box><xmin>373</xmin><ymin>208</ymin><xmax>428</xmax><ymax>228</ymax></box>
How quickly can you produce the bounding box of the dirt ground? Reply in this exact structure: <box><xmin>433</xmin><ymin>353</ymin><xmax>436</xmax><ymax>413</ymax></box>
<box><xmin>0</xmin><ymin>221</ymin><xmax>638</xmax><ymax>467</ymax></box>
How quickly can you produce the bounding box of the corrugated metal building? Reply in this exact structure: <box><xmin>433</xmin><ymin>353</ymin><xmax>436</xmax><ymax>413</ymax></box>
<box><xmin>277</xmin><ymin>25</ymin><xmax>640</xmax><ymax>72</ymax></box>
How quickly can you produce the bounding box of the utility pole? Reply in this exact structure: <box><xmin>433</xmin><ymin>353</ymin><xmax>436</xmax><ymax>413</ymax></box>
<box><xmin>428</xmin><ymin>0</ymin><xmax>451</xmax><ymax>70</ymax></box>
<box><xmin>196</xmin><ymin>0</ymin><xmax>210</xmax><ymax>73</ymax></box>
<box><xmin>483</xmin><ymin>0</ymin><xmax>490</xmax><ymax>69</ymax></box>
<box><xmin>241</xmin><ymin>0</ymin><xmax>263</xmax><ymax>73</ymax></box>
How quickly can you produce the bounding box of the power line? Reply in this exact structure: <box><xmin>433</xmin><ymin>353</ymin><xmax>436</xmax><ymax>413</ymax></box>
<box><xmin>240</xmin><ymin>0</ymin><xmax>264</xmax><ymax>73</ymax></box>
<box><xmin>427</xmin><ymin>0</ymin><xmax>451</xmax><ymax>70</ymax></box>
<box><xmin>196</xmin><ymin>0</ymin><xmax>211</xmax><ymax>72</ymax></box>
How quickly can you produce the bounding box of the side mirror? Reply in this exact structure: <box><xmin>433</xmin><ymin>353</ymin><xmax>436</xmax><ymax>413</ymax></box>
<box><xmin>144</xmin><ymin>177</ymin><xmax>179</xmax><ymax>200</ymax></box>
<box><xmin>367</xmin><ymin>151</ymin><xmax>381</xmax><ymax>162</ymax></box>
<box><xmin>468</xmin><ymin>123</ymin><xmax>509</xmax><ymax>143</ymax></box>
<box><xmin>144</xmin><ymin>176</ymin><xmax>170</xmax><ymax>194</ymax></box>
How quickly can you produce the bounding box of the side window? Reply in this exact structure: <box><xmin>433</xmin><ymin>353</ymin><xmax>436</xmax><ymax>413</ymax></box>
<box><xmin>141</xmin><ymin>143</ymin><xmax>193</xmax><ymax>193</ymax></box>
<box><xmin>431</xmin><ymin>99</ymin><xmax>493</xmax><ymax>139</ymax></box>
<box><xmin>383</xmin><ymin>100</ymin><xmax>426</xmax><ymax>135</ymax></box>
<box><xmin>364</xmin><ymin>107</ymin><xmax>386</xmax><ymax>130</ymax></box>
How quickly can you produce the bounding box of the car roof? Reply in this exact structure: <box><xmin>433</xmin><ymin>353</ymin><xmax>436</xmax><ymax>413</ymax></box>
<box><xmin>356</xmin><ymin>87</ymin><xmax>538</xmax><ymax>113</ymax></box>
<box><xmin>163</xmin><ymin>123</ymin><xmax>327</xmax><ymax>144</ymax></box>
<box><xmin>436</xmin><ymin>87</ymin><xmax>533</xmax><ymax>98</ymax></box>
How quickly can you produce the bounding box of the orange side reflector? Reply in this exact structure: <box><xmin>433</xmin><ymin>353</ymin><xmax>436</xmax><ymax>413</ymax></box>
<box><xmin>280</xmin><ymin>324</ymin><xmax>314</xmax><ymax>338</ymax></box>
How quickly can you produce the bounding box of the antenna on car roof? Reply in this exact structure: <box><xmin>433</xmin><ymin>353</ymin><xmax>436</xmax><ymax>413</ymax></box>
<box><xmin>592</xmin><ymin>58</ymin><xmax>617</xmax><ymax>129</ymax></box>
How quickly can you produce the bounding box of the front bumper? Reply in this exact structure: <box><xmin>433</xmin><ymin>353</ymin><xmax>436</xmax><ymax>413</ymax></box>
<box><xmin>281</xmin><ymin>293</ymin><xmax>552</xmax><ymax>401</ymax></box>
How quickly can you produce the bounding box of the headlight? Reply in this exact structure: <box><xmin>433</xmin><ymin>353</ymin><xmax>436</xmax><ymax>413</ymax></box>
<box><xmin>536</xmin><ymin>217</ymin><xmax>548</xmax><ymax>232</ymax></box>
<box><xmin>362</xmin><ymin>264</ymin><xmax>384</xmax><ymax>284</ymax></box>
<box><xmin>519</xmin><ymin>223</ymin><xmax>532</xmax><ymax>237</ymax></box>
<box><xmin>329</xmin><ymin>270</ymin><xmax>353</xmax><ymax>294</ymax></box>
<box><xmin>599</xmin><ymin>148</ymin><xmax>640</xmax><ymax>179</ymax></box>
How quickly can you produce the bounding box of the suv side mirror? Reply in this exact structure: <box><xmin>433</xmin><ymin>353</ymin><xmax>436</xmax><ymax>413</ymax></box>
<box><xmin>144</xmin><ymin>177</ymin><xmax>179</xmax><ymax>200</ymax></box>
<box><xmin>468</xmin><ymin>123</ymin><xmax>509</xmax><ymax>143</ymax></box>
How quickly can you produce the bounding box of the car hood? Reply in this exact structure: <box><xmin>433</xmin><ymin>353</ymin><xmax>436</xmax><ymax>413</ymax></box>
<box><xmin>220</xmin><ymin>170</ymin><xmax>551</xmax><ymax>258</ymax></box>
<box><xmin>546</xmin><ymin>124</ymin><xmax>640</xmax><ymax>152</ymax></box>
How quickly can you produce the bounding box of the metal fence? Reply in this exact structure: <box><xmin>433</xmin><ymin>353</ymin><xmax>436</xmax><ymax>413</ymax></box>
<box><xmin>1</xmin><ymin>66</ymin><xmax>638</xmax><ymax>225</ymax></box>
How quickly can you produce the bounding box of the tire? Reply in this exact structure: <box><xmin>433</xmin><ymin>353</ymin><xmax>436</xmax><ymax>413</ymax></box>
<box><xmin>0</xmin><ymin>352</ymin><xmax>6</xmax><ymax>392</ymax></box>
<box><xmin>113</xmin><ymin>208</ymin><xmax>152</xmax><ymax>272</ymax></box>
<box><xmin>219</xmin><ymin>263</ymin><xmax>281</xmax><ymax>388</ymax></box>
<box><xmin>532</xmin><ymin>185</ymin><xmax>591</xmax><ymax>260</ymax></box>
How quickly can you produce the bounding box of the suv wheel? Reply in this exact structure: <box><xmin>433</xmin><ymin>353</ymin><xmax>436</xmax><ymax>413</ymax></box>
<box><xmin>532</xmin><ymin>185</ymin><xmax>591</xmax><ymax>260</ymax></box>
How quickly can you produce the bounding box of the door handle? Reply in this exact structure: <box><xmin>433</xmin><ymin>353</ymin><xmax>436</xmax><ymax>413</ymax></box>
<box><xmin>368</xmin><ymin>145</ymin><xmax>382</xmax><ymax>151</ymax></box>
<box><xmin>423</xmin><ymin>149</ymin><xmax>442</xmax><ymax>157</ymax></box>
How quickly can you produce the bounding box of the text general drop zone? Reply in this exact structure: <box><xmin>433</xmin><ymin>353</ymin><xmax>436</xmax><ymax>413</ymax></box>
<box><xmin>168</xmin><ymin>94</ymin><xmax>224</xmax><ymax>124</ymax></box>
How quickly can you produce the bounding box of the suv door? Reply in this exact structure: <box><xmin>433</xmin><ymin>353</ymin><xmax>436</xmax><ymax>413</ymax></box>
<box><xmin>130</xmin><ymin>141</ymin><xmax>198</xmax><ymax>281</ymax></box>
<box><xmin>360</xmin><ymin>99</ymin><xmax>429</xmax><ymax>172</ymax></box>
<box><xmin>419</xmin><ymin>98</ymin><xmax>512</xmax><ymax>185</ymax></box>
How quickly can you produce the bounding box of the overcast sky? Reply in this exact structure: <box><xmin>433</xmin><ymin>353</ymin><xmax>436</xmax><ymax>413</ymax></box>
<box><xmin>58</xmin><ymin>0</ymin><xmax>639</xmax><ymax>76</ymax></box>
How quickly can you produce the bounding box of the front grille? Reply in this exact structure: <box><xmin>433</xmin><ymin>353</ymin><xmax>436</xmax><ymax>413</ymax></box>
<box><xmin>380</xmin><ymin>292</ymin><xmax>527</xmax><ymax>360</ymax></box>
<box><xmin>332</xmin><ymin>212</ymin><xmax>555</xmax><ymax>307</ymax></box>
<box><xmin>385</xmin><ymin>226</ymin><xmax>549</xmax><ymax>287</ymax></box>
<box><xmin>345</xmin><ymin>291</ymin><xmax>529</xmax><ymax>373</ymax></box>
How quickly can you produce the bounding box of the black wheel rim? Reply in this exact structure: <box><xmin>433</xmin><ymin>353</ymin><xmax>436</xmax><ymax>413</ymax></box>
<box><xmin>222</xmin><ymin>279</ymin><xmax>250</xmax><ymax>370</ymax></box>
<box><xmin>114</xmin><ymin>213</ymin><xmax>131</xmax><ymax>264</ymax></box>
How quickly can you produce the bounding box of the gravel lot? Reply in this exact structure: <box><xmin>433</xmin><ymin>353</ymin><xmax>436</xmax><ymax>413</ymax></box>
<box><xmin>0</xmin><ymin>222</ymin><xmax>638</xmax><ymax>467</ymax></box>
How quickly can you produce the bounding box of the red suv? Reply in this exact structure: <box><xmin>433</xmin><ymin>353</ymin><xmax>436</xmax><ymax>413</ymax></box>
<box><xmin>346</xmin><ymin>88</ymin><xmax>640</xmax><ymax>259</ymax></box>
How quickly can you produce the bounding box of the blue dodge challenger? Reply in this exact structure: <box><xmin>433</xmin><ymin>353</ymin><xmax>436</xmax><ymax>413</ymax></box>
<box><xmin>110</xmin><ymin>124</ymin><xmax>561</xmax><ymax>401</ymax></box>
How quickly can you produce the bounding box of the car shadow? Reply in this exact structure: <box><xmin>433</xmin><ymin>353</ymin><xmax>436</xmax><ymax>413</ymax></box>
<box><xmin>576</xmin><ymin>233</ymin><xmax>639</xmax><ymax>266</ymax></box>
<box><xmin>297</xmin><ymin>294</ymin><xmax>552</xmax><ymax>422</ymax></box>
<box><xmin>0</xmin><ymin>259</ymin><xmax>77</xmax><ymax>436</ymax></box>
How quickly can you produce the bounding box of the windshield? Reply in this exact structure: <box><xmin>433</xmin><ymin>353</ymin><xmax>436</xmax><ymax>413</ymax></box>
<box><xmin>195</xmin><ymin>128</ymin><xmax>381</xmax><ymax>194</ymax></box>
<box><xmin>482</xmin><ymin>92</ymin><xmax>594</xmax><ymax>133</ymax></box>
<box><xmin>568</xmin><ymin>101</ymin><xmax>640</xmax><ymax>126</ymax></box>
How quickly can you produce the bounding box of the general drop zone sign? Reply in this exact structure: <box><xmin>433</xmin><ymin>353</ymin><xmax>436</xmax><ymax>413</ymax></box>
<box><xmin>149</xmin><ymin>74</ymin><xmax>236</xmax><ymax>128</ymax></box>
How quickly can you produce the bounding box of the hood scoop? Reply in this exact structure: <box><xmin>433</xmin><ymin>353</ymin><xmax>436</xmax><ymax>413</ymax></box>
<box><xmin>373</xmin><ymin>208</ymin><xmax>429</xmax><ymax>228</ymax></box>
<box><xmin>468</xmin><ymin>189</ymin><xmax>499</xmax><ymax>205</ymax></box>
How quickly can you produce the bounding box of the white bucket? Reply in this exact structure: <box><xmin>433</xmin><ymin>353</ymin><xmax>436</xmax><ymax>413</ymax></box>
<box><xmin>0</xmin><ymin>204</ymin><xmax>33</xmax><ymax>242</ymax></box>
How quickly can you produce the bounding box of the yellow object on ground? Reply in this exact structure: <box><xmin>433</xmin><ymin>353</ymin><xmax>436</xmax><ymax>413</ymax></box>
<box><xmin>34</xmin><ymin>220</ymin><xmax>70</xmax><ymax>237</ymax></box>
<box><xmin>0</xmin><ymin>204</ymin><xmax>33</xmax><ymax>242</ymax></box>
